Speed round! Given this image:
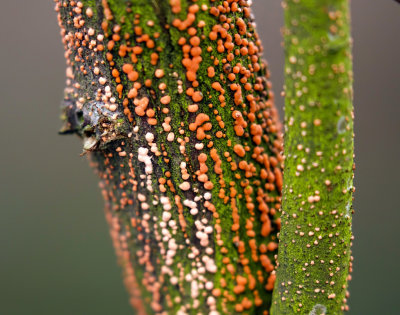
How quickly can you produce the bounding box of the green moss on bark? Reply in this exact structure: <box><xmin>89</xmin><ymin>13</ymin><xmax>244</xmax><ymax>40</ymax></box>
<box><xmin>271</xmin><ymin>1</ymin><xmax>354</xmax><ymax>314</ymax></box>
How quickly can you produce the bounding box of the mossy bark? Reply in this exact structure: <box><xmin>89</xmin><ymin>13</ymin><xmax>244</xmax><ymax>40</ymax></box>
<box><xmin>271</xmin><ymin>1</ymin><xmax>354</xmax><ymax>314</ymax></box>
<box><xmin>55</xmin><ymin>1</ymin><xmax>283</xmax><ymax>314</ymax></box>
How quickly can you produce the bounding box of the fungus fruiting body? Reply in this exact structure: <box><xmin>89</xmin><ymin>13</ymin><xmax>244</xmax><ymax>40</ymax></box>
<box><xmin>56</xmin><ymin>0</ymin><xmax>283</xmax><ymax>313</ymax></box>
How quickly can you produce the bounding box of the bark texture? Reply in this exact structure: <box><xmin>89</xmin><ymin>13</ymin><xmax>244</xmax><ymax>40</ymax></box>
<box><xmin>55</xmin><ymin>1</ymin><xmax>283</xmax><ymax>314</ymax></box>
<box><xmin>271</xmin><ymin>1</ymin><xmax>354</xmax><ymax>314</ymax></box>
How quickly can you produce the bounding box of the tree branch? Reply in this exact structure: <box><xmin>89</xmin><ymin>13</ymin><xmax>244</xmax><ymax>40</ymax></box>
<box><xmin>271</xmin><ymin>0</ymin><xmax>354</xmax><ymax>314</ymax></box>
<box><xmin>55</xmin><ymin>0</ymin><xmax>283</xmax><ymax>313</ymax></box>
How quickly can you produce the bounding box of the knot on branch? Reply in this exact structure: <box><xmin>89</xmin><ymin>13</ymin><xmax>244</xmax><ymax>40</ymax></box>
<box><xmin>60</xmin><ymin>99</ymin><xmax>129</xmax><ymax>154</ymax></box>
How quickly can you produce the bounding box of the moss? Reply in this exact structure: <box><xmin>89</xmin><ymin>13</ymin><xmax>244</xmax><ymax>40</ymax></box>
<box><xmin>271</xmin><ymin>1</ymin><xmax>354</xmax><ymax>314</ymax></box>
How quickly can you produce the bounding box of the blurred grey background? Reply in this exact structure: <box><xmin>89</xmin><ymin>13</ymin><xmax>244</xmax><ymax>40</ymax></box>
<box><xmin>0</xmin><ymin>0</ymin><xmax>398</xmax><ymax>314</ymax></box>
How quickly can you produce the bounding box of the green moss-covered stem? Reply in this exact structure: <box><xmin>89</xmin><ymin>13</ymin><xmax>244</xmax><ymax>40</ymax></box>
<box><xmin>55</xmin><ymin>0</ymin><xmax>283</xmax><ymax>313</ymax></box>
<box><xmin>271</xmin><ymin>0</ymin><xmax>354</xmax><ymax>314</ymax></box>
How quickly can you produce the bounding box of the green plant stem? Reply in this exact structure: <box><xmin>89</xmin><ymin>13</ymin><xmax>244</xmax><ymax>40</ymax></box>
<box><xmin>271</xmin><ymin>0</ymin><xmax>354</xmax><ymax>314</ymax></box>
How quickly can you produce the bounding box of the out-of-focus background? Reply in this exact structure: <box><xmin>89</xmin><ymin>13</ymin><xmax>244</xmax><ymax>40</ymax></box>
<box><xmin>0</xmin><ymin>1</ymin><xmax>398</xmax><ymax>314</ymax></box>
